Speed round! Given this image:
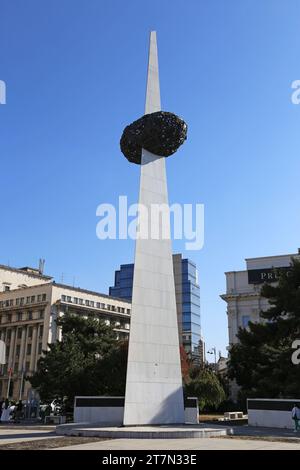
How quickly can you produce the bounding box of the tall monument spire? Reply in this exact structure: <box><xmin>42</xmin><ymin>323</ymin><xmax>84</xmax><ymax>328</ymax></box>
<box><xmin>144</xmin><ymin>31</ymin><xmax>161</xmax><ymax>114</ymax></box>
<box><xmin>123</xmin><ymin>31</ymin><xmax>185</xmax><ymax>425</ymax></box>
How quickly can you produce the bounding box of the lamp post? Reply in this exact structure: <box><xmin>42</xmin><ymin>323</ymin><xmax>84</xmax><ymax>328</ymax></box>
<box><xmin>207</xmin><ymin>347</ymin><xmax>217</xmax><ymax>371</ymax></box>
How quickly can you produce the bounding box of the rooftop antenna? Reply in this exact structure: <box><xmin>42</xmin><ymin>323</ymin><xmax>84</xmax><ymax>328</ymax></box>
<box><xmin>39</xmin><ymin>258</ymin><xmax>45</xmax><ymax>275</ymax></box>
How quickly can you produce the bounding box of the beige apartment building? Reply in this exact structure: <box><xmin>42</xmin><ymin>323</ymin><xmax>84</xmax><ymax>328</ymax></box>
<box><xmin>0</xmin><ymin>265</ymin><xmax>131</xmax><ymax>401</ymax></box>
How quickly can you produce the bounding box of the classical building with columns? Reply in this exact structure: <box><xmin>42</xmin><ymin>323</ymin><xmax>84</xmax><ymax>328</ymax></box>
<box><xmin>0</xmin><ymin>265</ymin><xmax>131</xmax><ymax>401</ymax></box>
<box><xmin>221</xmin><ymin>249</ymin><xmax>300</xmax><ymax>399</ymax></box>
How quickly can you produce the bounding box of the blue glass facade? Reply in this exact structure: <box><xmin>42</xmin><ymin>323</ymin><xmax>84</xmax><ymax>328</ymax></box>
<box><xmin>181</xmin><ymin>258</ymin><xmax>201</xmax><ymax>359</ymax></box>
<box><xmin>109</xmin><ymin>263</ymin><xmax>134</xmax><ymax>300</ymax></box>
<box><xmin>109</xmin><ymin>255</ymin><xmax>202</xmax><ymax>361</ymax></box>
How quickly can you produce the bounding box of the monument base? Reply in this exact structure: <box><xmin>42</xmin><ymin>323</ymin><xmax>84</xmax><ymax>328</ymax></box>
<box><xmin>56</xmin><ymin>423</ymin><xmax>231</xmax><ymax>439</ymax></box>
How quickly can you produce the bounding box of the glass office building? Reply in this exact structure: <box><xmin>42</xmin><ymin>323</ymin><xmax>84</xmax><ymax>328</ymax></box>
<box><xmin>180</xmin><ymin>257</ymin><xmax>202</xmax><ymax>361</ymax></box>
<box><xmin>109</xmin><ymin>264</ymin><xmax>134</xmax><ymax>301</ymax></box>
<box><xmin>109</xmin><ymin>254</ymin><xmax>203</xmax><ymax>364</ymax></box>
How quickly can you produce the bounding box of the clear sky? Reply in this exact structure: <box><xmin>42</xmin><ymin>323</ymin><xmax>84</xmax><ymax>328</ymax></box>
<box><xmin>1</xmin><ymin>0</ymin><xmax>300</xmax><ymax>358</ymax></box>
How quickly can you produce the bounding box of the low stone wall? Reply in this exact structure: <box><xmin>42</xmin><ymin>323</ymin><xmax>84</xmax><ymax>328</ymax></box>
<box><xmin>74</xmin><ymin>396</ymin><xmax>199</xmax><ymax>425</ymax></box>
<box><xmin>248</xmin><ymin>398</ymin><xmax>300</xmax><ymax>429</ymax></box>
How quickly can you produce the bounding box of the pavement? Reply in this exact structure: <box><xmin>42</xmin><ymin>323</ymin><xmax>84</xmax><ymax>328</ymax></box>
<box><xmin>1</xmin><ymin>423</ymin><xmax>300</xmax><ymax>450</ymax></box>
<box><xmin>0</xmin><ymin>425</ymin><xmax>56</xmax><ymax>445</ymax></box>
<box><xmin>229</xmin><ymin>424</ymin><xmax>300</xmax><ymax>439</ymax></box>
<box><xmin>55</xmin><ymin>437</ymin><xmax>300</xmax><ymax>450</ymax></box>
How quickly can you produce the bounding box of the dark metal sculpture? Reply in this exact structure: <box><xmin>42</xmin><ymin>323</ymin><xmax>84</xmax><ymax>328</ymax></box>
<box><xmin>120</xmin><ymin>111</ymin><xmax>187</xmax><ymax>164</ymax></box>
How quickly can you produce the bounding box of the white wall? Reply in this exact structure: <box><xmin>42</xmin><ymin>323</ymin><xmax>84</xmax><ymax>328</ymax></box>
<box><xmin>248</xmin><ymin>410</ymin><xmax>294</xmax><ymax>429</ymax></box>
<box><xmin>74</xmin><ymin>406</ymin><xmax>124</xmax><ymax>425</ymax></box>
<box><xmin>74</xmin><ymin>396</ymin><xmax>199</xmax><ymax>425</ymax></box>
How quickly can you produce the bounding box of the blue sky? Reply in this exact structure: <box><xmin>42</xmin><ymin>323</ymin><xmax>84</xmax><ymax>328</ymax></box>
<box><xmin>1</xmin><ymin>0</ymin><xmax>300</xmax><ymax>357</ymax></box>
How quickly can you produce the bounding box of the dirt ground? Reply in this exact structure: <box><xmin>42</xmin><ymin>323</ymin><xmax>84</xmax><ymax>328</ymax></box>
<box><xmin>0</xmin><ymin>436</ymin><xmax>110</xmax><ymax>450</ymax></box>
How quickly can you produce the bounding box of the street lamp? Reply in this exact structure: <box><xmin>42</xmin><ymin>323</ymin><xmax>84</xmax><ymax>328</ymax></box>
<box><xmin>207</xmin><ymin>347</ymin><xmax>217</xmax><ymax>371</ymax></box>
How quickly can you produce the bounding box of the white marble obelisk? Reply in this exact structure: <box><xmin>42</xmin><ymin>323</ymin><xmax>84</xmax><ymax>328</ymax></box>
<box><xmin>123</xmin><ymin>31</ymin><xmax>185</xmax><ymax>425</ymax></box>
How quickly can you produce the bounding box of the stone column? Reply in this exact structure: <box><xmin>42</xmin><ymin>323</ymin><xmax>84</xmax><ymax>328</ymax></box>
<box><xmin>29</xmin><ymin>326</ymin><xmax>38</xmax><ymax>372</ymax></box>
<box><xmin>0</xmin><ymin>329</ymin><xmax>5</xmax><ymax>375</ymax></box>
<box><xmin>18</xmin><ymin>327</ymin><xmax>26</xmax><ymax>372</ymax></box>
<box><xmin>7</xmin><ymin>328</ymin><xmax>16</xmax><ymax>370</ymax></box>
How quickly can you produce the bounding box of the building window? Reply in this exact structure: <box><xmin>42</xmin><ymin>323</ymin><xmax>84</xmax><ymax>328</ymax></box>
<box><xmin>127</xmin><ymin>309</ymin><xmax>130</xmax><ymax>314</ymax></box>
<box><xmin>242</xmin><ymin>315</ymin><xmax>251</xmax><ymax>328</ymax></box>
<box><xmin>25</xmin><ymin>361</ymin><xmax>30</xmax><ymax>372</ymax></box>
<box><xmin>67</xmin><ymin>296</ymin><xmax>72</xmax><ymax>302</ymax></box>
<box><xmin>74</xmin><ymin>298</ymin><xmax>78</xmax><ymax>304</ymax></box>
<box><xmin>38</xmin><ymin>343</ymin><xmax>42</xmax><ymax>355</ymax></box>
<box><xmin>31</xmin><ymin>296</ymin><xmax>35</xmax><ymax>303</ymax></box>
<box><xmin>28</xmin><ymin>312</ymin><xmax>33</xmax><ymax>321</ymax></box>
<box><xmin>9</xmin><ymin>300</ymin><xmax>13</xmax><ymax>306</ymax></box>
<box><xmin>16</xmin><ymin>298</ymin><xmax>20</xmax><ymax>306</ymax></box>
<box><xmin>37</xmin><ymin>295</ymin><xmax>41</xmax><ymax>303</ymax></box>
<box><xmin>42</xmin><ymin>294</ymin><xmax>46</xmax><ymax>301</ymax></box>
<box><xmin>85</xmin><ymin>300</ymin><xmax>90</xmax><ymax>306</ymax></box>
<box><xmin>27</xmin><ymin>344</ymin><xmax>31</xmax><ymax>355</ymax></box>
<box><xmin>79</xmin><ymin>299</ymin><xmax>83</xmax><ymax>305</ymax></box>
<box><xmin>39</xmin><ymin>325</ymin><xmax>43</xmax><ymax>338</ymax></box>
<box><xmin>14</xmin><ymin>362</ymin><xmax>18</xmax><ymax>372</ymax></box>
<box><xmin>28</xmin><ymin>326</ymin><xmax>33</xmax><ymax>338</ymax></box>
<box><xmin>39</xmin><ymin>310</ymin><xmax>44</xmax><ymax>319</ymax></box>
<box><xmin>90</xmin><ymin>301</ymin><xmax>94</xmax><ymax>308</ymax></box>
<box><xmin>20</xmin><ymin>298</ymin><xmax>24</xmax><ymax>306</ymax></box>
<box><xmin>16</xmin><ymin>345</ymin><xmax>20</xmax><ymax>357</ymax></box>
<box><xmin>61</xmin><ymin>295</ymin><xmax>66</xmax><ymax>302</ymax></box>
<box><xmin>17</xmin><ymin>328</ymin><xmax>22</xmax><ymax>339</ymax></box>
<box><xmin>4</xmin><ymin>285</ymin><xmax>10</xmax><ymax>292</ymax></box>
<box><xmin>17</xmin><ymin>312</ymin><xmax>22</xmax><ymax>321</ymax></box>
<box><xmin>26</xmin><ymin>297</ymin><xmax>30</xmax><ymax>304</ymax></box>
